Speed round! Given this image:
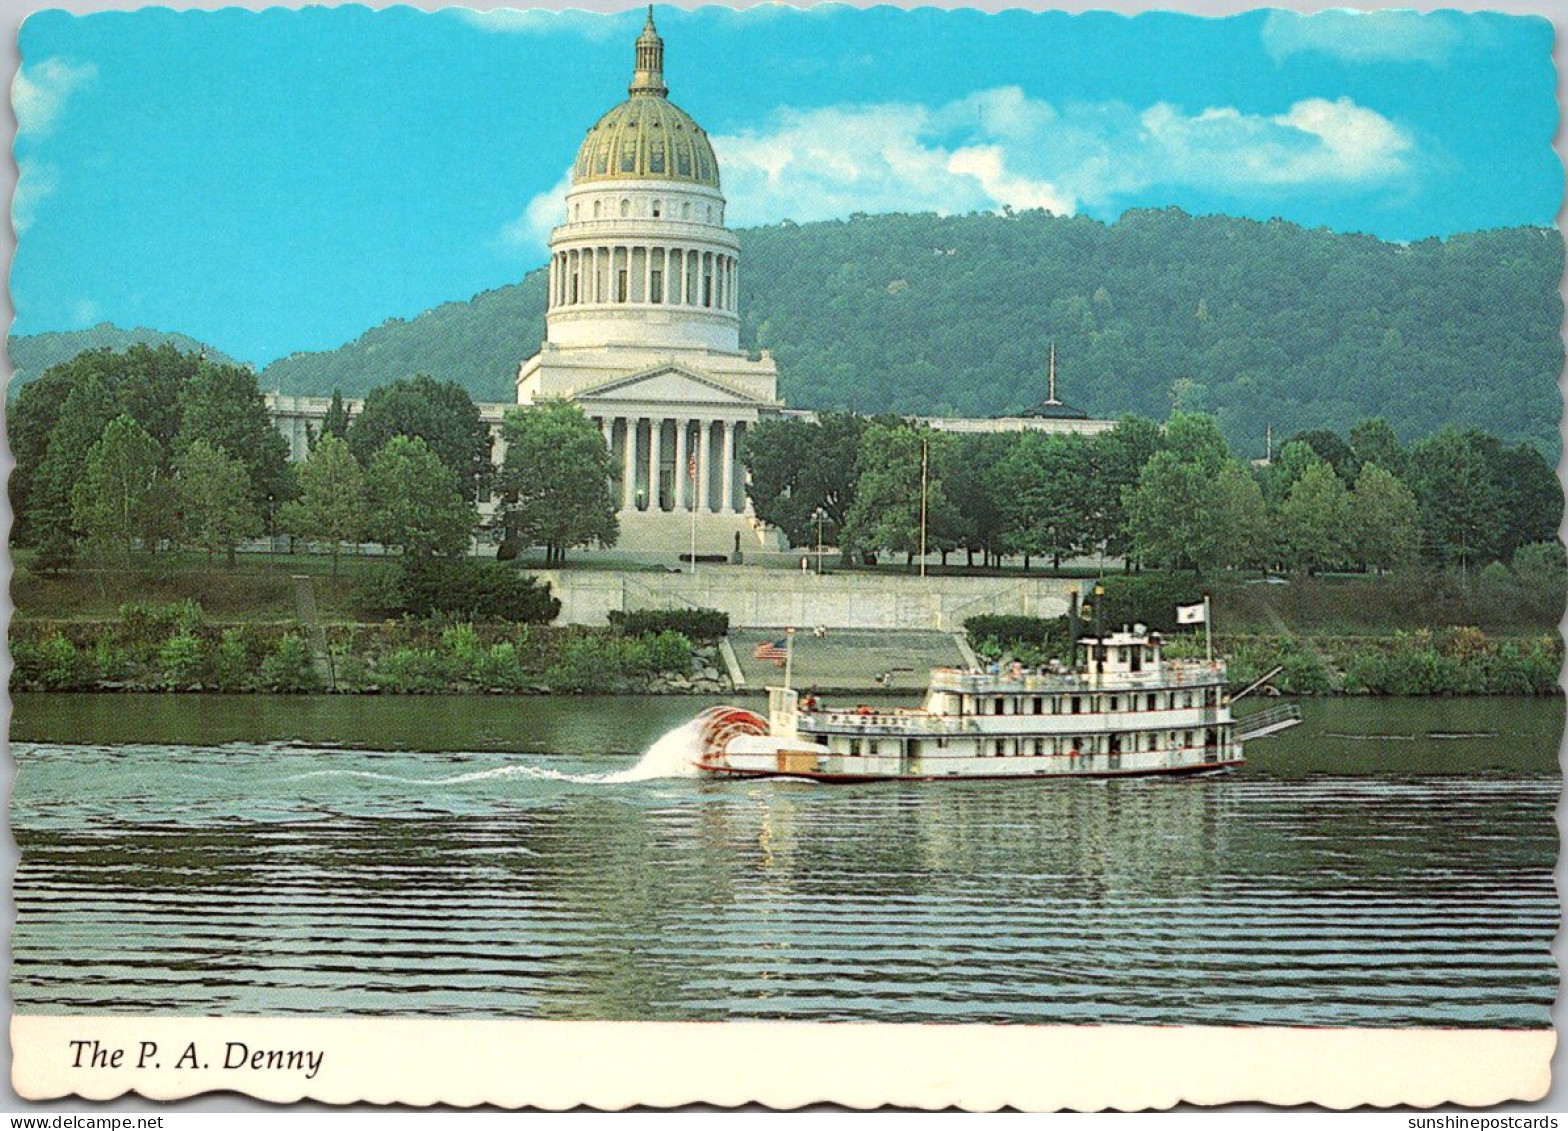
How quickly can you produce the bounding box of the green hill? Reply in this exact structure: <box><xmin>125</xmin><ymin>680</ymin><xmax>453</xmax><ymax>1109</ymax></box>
<box><xmin>39</xmin><ymin>210</ymin><xmax>1565</xmax><ymax>455</ymax></box>
<box><xmin>8</xmin><ymin>324</ymin><xmax>242</xmax><ymax>389</ymax></box>
<box><xmin>261</xmin><ymin>280</ymin><xmax>548</xmax><ymax>406</ymax></box>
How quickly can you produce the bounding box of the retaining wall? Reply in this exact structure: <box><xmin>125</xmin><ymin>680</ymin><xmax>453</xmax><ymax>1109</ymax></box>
<box><xmin>532</xmin><ymin>566</ymin><xmax>1076</xmax><ymax>629</ymax></box>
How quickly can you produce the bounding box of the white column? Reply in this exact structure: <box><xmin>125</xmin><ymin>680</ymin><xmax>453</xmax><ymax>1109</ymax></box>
<box><xmin>720</xmin><ymin>419</ymin><xmax>735</xmax><ymax>513</ymax></box>
<box><xmin>697</xmin><ymin>419</ymin><xmax>712</xmax><ymax>513</ymax></box>
<box><xmin>648</xmin><ymin>416</ymin><xmax>663</xmax><ymax>512</ymax></box>
<box><xmin>599</xmin><ymin>416</ymin><xmax>611</xmax><ymax>447</ymax></box>
<box><xmin>621</xmin><ymin>418</ymin><xmax>637</xmax><ymax>511</ymax></box>
<box><xmin>673</xmin><ymin>417</ymin><xmax>688</xmax><ymax>511</ymax></box>
<box><xmin>643</xmin><ymin>245</ymin><xmax>653</xmax><ymax>305</ymax></box>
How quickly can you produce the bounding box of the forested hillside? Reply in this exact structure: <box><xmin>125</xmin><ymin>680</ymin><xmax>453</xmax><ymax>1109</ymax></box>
<box><xmin>260</xmin><ymin>281</ymin><xmax>548</xmax><ymax>406</ymax></box>
<box><xmin>738</xmin><ymin>210</ymin><xmax>1562</xmax><ymax>454</ymax></box>
<box><xmin>9</xmin><ymin>324</ymin><xmax>239</xmax><ymax>389</ymax></box>
<box><xmin>26</xmin><ymin>210</ymin><xmax>1557</xmax><ymax>454</ymax></box>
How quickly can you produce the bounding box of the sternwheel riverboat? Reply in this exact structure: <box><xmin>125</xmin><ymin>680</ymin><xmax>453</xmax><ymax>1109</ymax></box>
<box><xmin>693</xmin><ymin>612</ymin><xmax>1300</xmax><ymax>783</ymax></box>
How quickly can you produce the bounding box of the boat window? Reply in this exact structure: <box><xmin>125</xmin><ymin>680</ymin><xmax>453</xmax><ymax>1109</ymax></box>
<box><xmin>1071</xmin><ymin>696</ymin><xmax>1081</xmax><ymax>714</ymax></box>
<box><xmin>1109</xmin><ymin>696</ymin><xmax>1119</xmax><ymax>711</ymax></box>
<box><xmin>849</xmin><ymin>739</ymin><xmax>861</xmax><ymax>757</ymax></box>
<box><xmin>995</xmin><ymin>697</ymin><xmax>1005</xmax><ymax>715</ymax></box>
<box><xmin>1147</xmin><ymin>693</ymin><xmax>1157</xmax><ymax>711</ymax></box>
<box><xmin>1032</xmin><ymin>696</ymin><xmax>1043</xmax><ymax>715</ymax></box>
<box><xmin>1034</xmin><ymin>738</ymin><xmax>1045</xmax><ymax>756</ymax></box>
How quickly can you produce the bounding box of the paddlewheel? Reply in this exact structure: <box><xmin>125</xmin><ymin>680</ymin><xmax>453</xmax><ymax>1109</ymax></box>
<box><xmin>694</xmin><ymin>705</ymin><xmax>769</xmax><ymax>768</ymax></box>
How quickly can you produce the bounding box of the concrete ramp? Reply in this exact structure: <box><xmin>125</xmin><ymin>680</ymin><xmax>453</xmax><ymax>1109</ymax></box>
<box><xmin>729</xmin><ymin>628</ymin><xmax>967</xmax><ymax>695</ymax></box>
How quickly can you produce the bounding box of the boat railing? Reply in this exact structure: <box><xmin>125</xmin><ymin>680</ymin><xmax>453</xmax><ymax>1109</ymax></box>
<box><xmin>929</xmin><ymin>660</ymin><xmax>1226</xmax><ymax>695</ymax></box>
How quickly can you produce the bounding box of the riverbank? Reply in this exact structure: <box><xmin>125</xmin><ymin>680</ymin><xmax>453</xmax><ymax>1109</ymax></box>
<box><xmin>9</xmin><ymin>613</ymin><xmax>731</xmax><ymax>696</ymax></box>
<box><xmin>11</xmin><ymin>611</ymin><xmax>1561</xmax><ymax>698</ymax></box>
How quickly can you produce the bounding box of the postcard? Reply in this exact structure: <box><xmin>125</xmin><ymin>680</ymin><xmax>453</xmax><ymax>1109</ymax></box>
<box><xmin>7</xmin><ymin>1</ymin><xmax>1562</xmax><ymax>1111</ymax></box>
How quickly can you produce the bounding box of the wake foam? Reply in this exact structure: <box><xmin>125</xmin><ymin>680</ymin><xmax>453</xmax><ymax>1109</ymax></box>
<box><xmin>281</xmin><ymin>717</ymin><xmax>708</xmax><ymax>787</ymax></box>
<box><xmin>599</xmin><ymin>717</ymin><xmax>706</xmax><ymax>783</ymax></box>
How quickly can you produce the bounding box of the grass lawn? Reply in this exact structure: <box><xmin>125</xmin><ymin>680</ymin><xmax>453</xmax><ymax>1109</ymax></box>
<box><xmin>11</xmin><ymin>549</ymin><xmax>383</xmax><ymax>623</ymax></box>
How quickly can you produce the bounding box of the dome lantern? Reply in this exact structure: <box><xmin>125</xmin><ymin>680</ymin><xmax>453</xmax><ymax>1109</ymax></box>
<box><xmin>630</xmin><ymin>7</ymin><xmax>667</xmax><ymax>98</ymax></box>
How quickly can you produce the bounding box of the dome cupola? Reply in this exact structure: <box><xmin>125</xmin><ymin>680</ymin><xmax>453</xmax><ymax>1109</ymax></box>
<box><xmin>570</xmin><ymin>8</ymin><xmax>720</xmax><ymax>189</ymax></box>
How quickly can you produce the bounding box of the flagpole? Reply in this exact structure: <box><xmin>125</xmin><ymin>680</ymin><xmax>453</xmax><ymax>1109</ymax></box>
<box><xmin>689</xmin><ymin>456</ymin><xmax>698</xmax><ymax>579</ymax></box>
<box><xmin>1204</xmin><ymin>593</ymin><xmax>1213</xmax><ymax>664</ymax></box>
<box><xmin>784</xmin><ymin>627</ymin><xmax>794</xmax><ymax>692</ymax></box>
<box><xmin>919</xmin><ymin>438</ymin><xmax>929</xmax><ymax>580</ymax></box>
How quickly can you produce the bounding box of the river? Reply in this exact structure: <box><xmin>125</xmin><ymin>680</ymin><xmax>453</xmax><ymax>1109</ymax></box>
<box><xmin>10</xmin><ymin>693</ymin><xmax>1561</xmax><ymax>1026</ymax></box>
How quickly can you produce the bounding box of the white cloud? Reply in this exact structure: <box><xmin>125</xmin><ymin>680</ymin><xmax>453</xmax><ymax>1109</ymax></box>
<box><xmin>70</xmin><ymin>299</ymin><xmax>101</xmax><ymax>327</ymax></box>
<box><xmin>495</xmin><ymin>86</ymin><xmax>1415</xmax><ymax>251</ymax></box>
<box><xmin>453</xmin><ymin>8</ymin><xmax>632</xmax><ymax>41</ymax></box>
<box><xmin>503</xmin><ymin>168</ymin><xmax>573</xmax><ymax>250</ymax></box>
<box><xmin>710</xmin><ymin>87</ymin><xmax>1413</xmax><ymax>228</ymax></box>
<box><xmin>13</xmin><ymin>158</ymin><xmax>58</xmax><ymax>233</ymax></box>
<box><xmin>1261</xmin><ymin>10</ymin><xmax>1463</xmax><ymax>64</ymax></box>
<box><xmin>13</xmin><ymin>56</ymin><xmax>97</xmax><ymax>139</ymax></box>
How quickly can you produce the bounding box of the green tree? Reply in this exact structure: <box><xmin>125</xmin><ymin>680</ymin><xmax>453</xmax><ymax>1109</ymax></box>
<box><xmin>1348</xmin><ymin>463</ymin><xmax>1421</xmax><ymax>573</ymax></box>
<box><xmin>1090</xmin><ymin>416</ymin><xmax>1164</xmax><ymax>565</ymax></box>
<box><xmin>69</xmin><ymin>414</ymin><xmax>163</xmax><ymax>561</ymax></box>
<box><xmin>939</xmin><ymin>432</ymin><xmax>1011</xmax><ymax>567</ymax></box>
<box><xmin>321</xmin><ymin>390</ymin><xmax>351</xmax><ymax>441</ymax></box>
<box><xmin>278</xmin><ymin>434</ymin><xmax>367</xmax><ymax>574</ymax></box>
<box><xmin>1491</xmin><ymin>442</ymin><xmax>1562</xmax><ymax>561</ymax></box>
<box><xmin>1162</xmin><ymin>412</ymin><xmax>1230</xmax><ymax>473</ymax></box>
<box><xmin>177</xmin><ymin>362</ymin><xmax>293</xmax><ymax>522</ymax></box>
<box><xmin>496</xmin><ymin>400</ymin><xmax>618</xmax><ymax>566</ymax></box>
<box><xmin>175</xmin><ymin>441</ymin><xmax>263</xmax><ymax>567</ymax></box>
<box><xmin>1279</xmin><ymin>459</ymin><xmax>1351</xmax><ymax>575</ymax></box>
<box><xmin>1283</xmin><ymin>428</ymin><xmax>1355</xmax><ymax>482</ymax></box>
<box><xmin>1348</xmin><ymin>418</ymin><xmax>1407</xmax><ymax>480</ymax></box>
<box><xmin>842</xmin><ymin>423</ymin><xmax>960</xmax><ymax>565</ymax></box>
<box><xmin>996</xmin><ymin>433</ymin><xmax>1089</xmax><ymax>568</ymax></box>
<box><xmin>1206</xmin><ymin>461</ymin><xmax>1272</xmax><ymax>573</ymax></box>
<box><xmin>348</xmin><ymin>375</ymin><xmax>492</xmax><ymax>500</ymax></box>
<box><xmin>1407</xmin><ymin>428</ymin><xmax>1505</xmax><ymax>571</ymax></box>
<box><xmin>1124</xmin><ymin>451</ymin><xmax>1217</xmax><ymax>574</ymax></box>
<box><xmin>365</xmin><ymin>435</ymin><xmax>476</xmax><ymax>559</ymax></box>
<box><xmin>740</xmin><ymin>413</ymin><xmax>868</xmax><ymax>548</ymax></box>
<box><xmin>1261</xmin><ymin>440</ymin><xmax>1321</xmax><ymax>507</ymax></box>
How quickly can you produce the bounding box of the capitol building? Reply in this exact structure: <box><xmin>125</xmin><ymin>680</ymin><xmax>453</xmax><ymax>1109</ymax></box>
<box><xmin>268</xmin><ymin>11</ymin><xmax>1112</xmax><ymax>554</ymax></box>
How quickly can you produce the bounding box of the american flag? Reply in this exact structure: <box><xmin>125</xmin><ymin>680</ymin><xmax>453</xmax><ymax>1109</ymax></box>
<box><xmin>754</xmin><ymin>638</ymin><xmax>790</xmax><ymax>663</ymax></box>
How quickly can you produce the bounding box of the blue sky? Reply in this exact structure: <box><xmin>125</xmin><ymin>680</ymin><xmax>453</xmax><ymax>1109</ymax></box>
<box><xmin>12</xmin><ymin>4</ymin><xmax>1561</xmax><ymax>366</ymax></box>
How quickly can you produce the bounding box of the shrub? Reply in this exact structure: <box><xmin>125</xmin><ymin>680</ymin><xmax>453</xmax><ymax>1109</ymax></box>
<box><xmin>13</xmin><ymin>632</ymin><xmax>93</xmax><ymax>690</ymax></box>
<box><xmin>350</xmin><ymin>568</ymin><xmax>406</xmax><ymax>620</ymax></box>
<box><xmin>639</xmin><ymin>630</ymin><xmax>693</xmax><ymax>674</ymax></box>
<box><xmin>608</xmin><ymin>608</ymin><xmax>729</xmax><ymax>641</ymax></box>
<box><xmin>261</xmin><ymin>633</ymin><xmax>320</xmax><ymax>692</ymax></box>
<box><xmin>364</xmin><ymin>560</ymin><xmax>561</xmax><ymax>624</ymax></box>
<box><xmin>90</xmin><ymin>637</ymin><xmax>137</xmax><ymax>683</ymax></box>
<box><xmin>964</xmin><ymin>615</ymin><xmax>1071</xmax><ymax>663</ymax></box>
<box><xmin>159</xmin><ymin>631</ymin><xmax>208</xmax><ymax>687</ymax></box>
<box><xmin>547</xmin><ymin>636</ymin><xmax>627</xmax><ymax>693</ymax></box>
<box><xmin>1097</xmin><ymin>573</ymin><xmax>1205</xmax><ymax>633</ymax></box>
<box><xmin>475</xmin><ymin>642</ymin><xmax>528</xmax><ymax>690</ymax></box>
<box><xmin>118</xmin><ymin>600</ymin><xmax>205</xmax><ymax>644</ymax></box>
<box><xmin>215</xmin><ymin>628</ymin><xmax>254</xmax><ymax>691</ymax></box>
<box><xmin>374</xmin><ymin>647</ymin><xmax>452</xmax><ymax>693</ymax></box>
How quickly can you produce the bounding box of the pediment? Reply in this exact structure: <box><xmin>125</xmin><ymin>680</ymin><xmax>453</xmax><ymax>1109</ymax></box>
<box><xmin>572</xmin><ymin>365</ymin><xmax>770</xmax><ymax>406</ymax></box>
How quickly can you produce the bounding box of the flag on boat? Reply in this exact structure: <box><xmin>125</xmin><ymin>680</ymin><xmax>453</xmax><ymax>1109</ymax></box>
<box><xmin>754</xmin><ymin>638</ymin><xmax>790</xmax><ymax>662</ymax></box>
<box><xmin>1176</xmin><ymin>601</ymin><xmax>1207</xmax><ymax>625</ymax></box>
<box><xmin>688</xmin><ymin>456</ymin><xmax>697</xmax><ymax>480</ymax></box>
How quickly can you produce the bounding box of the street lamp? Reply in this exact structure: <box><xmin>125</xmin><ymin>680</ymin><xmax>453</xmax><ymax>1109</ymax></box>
<box><xmin>812</xmin><ymin>508</ymin><xmax>828</xmax><ymax>575</ymax></box>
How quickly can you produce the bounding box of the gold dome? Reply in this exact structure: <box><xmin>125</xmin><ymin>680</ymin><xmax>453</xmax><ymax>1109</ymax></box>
<box><xmin>570</xmin><ymin>10</ymin><xmax>721</xmax><ymax>190</ymax></box>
